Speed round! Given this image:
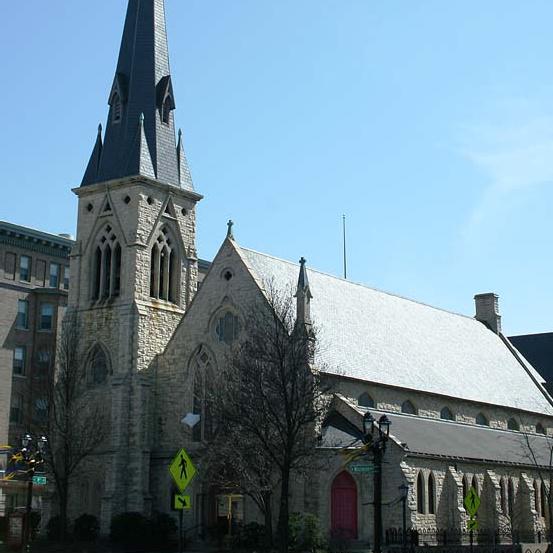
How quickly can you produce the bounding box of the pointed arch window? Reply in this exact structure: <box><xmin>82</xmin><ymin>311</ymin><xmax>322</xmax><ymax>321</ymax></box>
<box><xmin>537</xmin><ymin>423</ymin><xmax>546</xmax><ymax>435</ymax></box>
<box><xmin>428</xmin><ymin>472</ymin><xmax>436</xmax><ymax>515</ymax></box>
<box><xmin>476</xmin><ymin>413</ymin><xmax>489</xmax><ymax>426</ymax></box>
<box><xmin>191</xmin><ymin>348</ymin><xmax>214</xmax><ymax>442</ymax></box>
<box><xmin>401</xmin><ymin>400</ymin><xmax>416</xmax><ymax>415</ymax></box>
<box><xmin>88</xmin><ymin>344</ymin><xmax>110</xmax><ymax>386</ymax></box>
<box><xmin>92</xmin><ymin>225</ymin><xmax>122</xmax><ymax>300</ymax></box>
<box><xmin>150</xmin><ymin>226</ymin><xmax>179</xmax><ymax>304</ymax></box>
<box><xmin>440</xmin><ymin>407</ymin><xmax>454</xmax><ymax>421</ymax></box>
<box><xmin>112</xmin><ymin>92</ymin><xmax>122</xmax><ymax>123</ymax></box>
<box><xmin>507</xmin><ymin>418</ymin><xmax>519</xmax><ymax>431</ymax></box>
<box><xmin>471</xmin><ymin>475</ymin><xmax>479</xmax><ymax>495</ymax></box>
<box><xmin>358</xmin><ymin>393</ymin><xmax>375</xmax><ymax>408</ymax></box>
<box><xmin>417</xmin><ymin>472</ymin><xmax>425</xmax><ymax>514</ymax></box>
<box><xmin>462</xmin><ymin>476</ymin><xmax>469</xmax><ymax>507</ymax></box>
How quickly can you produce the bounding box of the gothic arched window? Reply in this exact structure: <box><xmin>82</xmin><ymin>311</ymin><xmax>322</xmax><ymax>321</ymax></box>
<box><xmin>358</xmin><ymin>393</ymin><xmax>375</xmax><ymax>408</ymax></box>
<box><xmin>88</xmin><ymin>345</ymin><xmax>110</xmax><ymax>386</ymax></box>
<box><xmin>440</xmin><ymin>407</ymin><xmax>454</xmax><ymax>421</ymax></box>
<box><xmin>537</xmin><ymin>423</ymin><xmax>546</xmax><ymax>435</ymax></box>
<box><xmin>428</xmin><ymin>472</ymin><xmax>436</xmax><ymax>514</ymax></box>
<box><xmin>476</xmin><ymin>413</ymin><xmax>489</xmax><ymax>426</ymax></box>
<box><xmin>162</xmin><ymin>95</ymin><xmax>172</xmax><ymax>125</ymax></box>
<box><xmin>471</xmin><ymin>475</ymin><xmax>479</xmax><ymax>495</ymax></box>
<box><xmin>191</xmin><ymin>348</ymin><xmax>214</xmax><ymax>442</ymax></box>
<box><xmin>401</xmin><ymin>400</ymin><xmax>416</xmax><ymax>415</ymax></box>
<box><xmin>462</xmin><ymin>476</ymin><xmax>469</xmax><ymax>508</ymax></box>
<box><xmin>112</xmin><ymin>93</ymin><xmax>122</xmax><ymax>123</ymax></box>
<box><xmin>507</xmin><ymin>418</ymin><xmax>519</xmax><ymax>431</ymax></box>
<box><xmin>91</xmin><ymin>224</ymin><xmax>122</xmax><ymax>300</ymax></box>
<box><xmin>150</xmin><ymin>226</ymin><xmax>179</xmax><ymax>304</ymax></box>
<box><xmin>215</xmin><ymin>311</ymin><xmax>240</xmax><ymax>345</ymax></box>
<box><xmin>417</xmin><ymin>472</ymin><xmax>425</xmax><ymax>514</ymax></box>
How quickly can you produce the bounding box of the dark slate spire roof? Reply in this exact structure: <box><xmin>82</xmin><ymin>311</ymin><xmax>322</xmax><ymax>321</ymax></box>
<box><xmin>81</xmin><ymin>0</ymin><xmax>193</xmax><ymax>189</ymax></box>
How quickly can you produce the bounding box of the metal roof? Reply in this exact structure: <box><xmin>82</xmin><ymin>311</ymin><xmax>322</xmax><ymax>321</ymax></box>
<box><xmin>236</xmin><ymin>245</ymin><xmax>553</xmax><ymax>416</ymax></box>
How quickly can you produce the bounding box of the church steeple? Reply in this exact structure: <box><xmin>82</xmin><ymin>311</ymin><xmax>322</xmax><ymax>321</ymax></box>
<box><xmin>81</xmin><ymin>0</ymin><xmax>190</xmax><ymax>189</ymax></box>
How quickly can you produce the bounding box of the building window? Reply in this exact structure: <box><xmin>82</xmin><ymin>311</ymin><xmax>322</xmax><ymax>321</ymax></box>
<box><xmin>36</xmin><ymin>350</ymin><xmax>51</xmax><ymax>376</ymax></box>
<box><xmin>401</xmin><ymin>400</ymin><xmax>416</xmax><ymax>415</ymax></box>
<box><xmin>13</xmin><ymin>347</ymin><xmax>26</xmax><ymax>376</ymax></box>
<box><xmin>88</xmin><ymin>345</ymin><xmax>110</xmax><ymax>386</ymax></box>
<box><xmin>440</xmin><ymin>407</ymin><xmax>454</xmax><ymax>421</ymax></box>
<box><xmin>4</xmin><ymin>252</ymin><xmax>16</xmax><ymax>280</ymax></box>
<box><xmin>471</xmin><ymin>475</ymin><xmax>479</xmax><ymax>495</ymax></box>
<box><xmin>39</xmin><ymin>303</ymin><xmax>54</xmax><ymax>331</ymax></box>
<box><xmin>358</xmin><ymin>393</ymin><xmax>375</xmax><ymax>408</ymax></box>
<box><xmin>534</xmin><ymin>480</ymin><xmax>540</xmax><ymax>516</ymax></box>
<box><xmin>191</xmin><ymin>348</ymin><xmax>214</xmax><ymax>442</ymax></box>
<box><xmin>537</xmin><ymin>423</ymin><xmax>546</xmax><ymax>435</ymax></box>
<box><xmin>112</xmin><ymin>92</ymin><xmax>122</xmax><ymax>123</ymax></box>
<box><xmin>49</xmin><ymin>263</ymin><xmax>60</xmax><ymax>288</ymax></box>
<box><xmin>19</xmin><ymin>256</ymin><xmax>31</xmax><ymax>282</ymax></box>
<box><xmin>416</xmin><ymin>472</ymin><xmax>425</xmax><ymax>514</ymax></box>
<box><xmin>462</xmin><ymin>476</ymin><xmax>469</xmax><ymax>507</ymax></box>
<box><xmin>215</xmin><ymin>311</ymin><xmax>240</xmax><ymax>345</ymax></box>
<box><xmin>10</xmin><ymin>394</ymin><xmax>23</xmax><ymax>424</ymax></box>
<box><xmin>92</xmin><ymin>226</ymin><xmax>122</xmax><ymax>300</ymax></box>
<box><xmin>16</xmin><ymin>300</ymin><xmax>29</xmax><ymax>329</ymax></box>
<box><xmin>35</xmin><ymin>260</ymin><xmax>46</xmax><ymax>287</ymax></box>
<box><xmin>33</xmin><ymin>398</ymin><xmax>48</xmax><ymax>424</ymax></box>
<box><xmin>150</xmin><ymin>227</ymin><xmax>179</xmax><ymax>304</ymax></box>
<box><xmin>476</xmin><ymin>413</ymin><xmax>489</xmax><ymax>426</ymax></box>
<box><xmin>428</xmin><ymin>472</ymin><xmax>436</xmax><ymax>514</ymax></box>
<box><xmin>63</xmin><ymin>265</ymin><xmax>70</xmax><ymax>290</ymax></box>
<box><xmin>507</xmin><ymin>418</ymin><xmax>519</xmax><ymax>431</ymax></box>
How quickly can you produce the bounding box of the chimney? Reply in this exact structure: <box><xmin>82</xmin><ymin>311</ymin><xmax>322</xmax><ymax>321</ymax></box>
<box><xmin>474</xmin><ymin>293</ymin><xmax>502</xmax><ymax>334</ymax></box>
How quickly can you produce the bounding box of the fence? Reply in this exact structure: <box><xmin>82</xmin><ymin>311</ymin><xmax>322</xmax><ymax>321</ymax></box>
<box><xmin>385</xmin><ymin>527</ymin><xmax>548</xmax><ymax>552</ymax></box>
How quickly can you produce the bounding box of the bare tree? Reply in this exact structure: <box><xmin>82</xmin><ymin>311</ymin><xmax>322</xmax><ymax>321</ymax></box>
<box><xmin>207</xmin><ymin>281</ymin><xmax>333</xmax><ymax>553</ymax></box>
<box><xmin>34</xmin><ymin>315</ymin><xmax>108</xmax><ymax>541</ymax></box>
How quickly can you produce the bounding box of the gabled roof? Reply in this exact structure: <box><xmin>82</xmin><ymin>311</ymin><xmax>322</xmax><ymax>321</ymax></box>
<box><xmin>234</xmin><ymin>243</ymin><xmax>553</xmax><ymax>416</ymax></box>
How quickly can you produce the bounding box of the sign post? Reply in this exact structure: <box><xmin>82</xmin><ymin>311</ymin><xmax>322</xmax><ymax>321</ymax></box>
<box><xmin>169</xmin><ymin>448</ymin><xmax>197</xmax><ymax>553</ymax></box>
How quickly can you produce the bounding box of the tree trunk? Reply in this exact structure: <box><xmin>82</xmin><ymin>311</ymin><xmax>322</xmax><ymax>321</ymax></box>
<box><xmin>263</xmin><ymin>490</ymin><xmax>274</xmax><ymax>548</ymax></box>
<box><xmin>277</xmin><ymin>468</ymin><xmax>290</xmax><ymax>553</ymax></box>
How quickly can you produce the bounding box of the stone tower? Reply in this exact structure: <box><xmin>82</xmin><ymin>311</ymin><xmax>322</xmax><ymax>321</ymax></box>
<box><xmin>69</xmin><ymin>0</ymin><xmax>202</xmax><ymax>529</ymax></box>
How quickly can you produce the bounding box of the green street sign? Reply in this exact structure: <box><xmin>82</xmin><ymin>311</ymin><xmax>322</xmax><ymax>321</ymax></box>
<box><xmin>32</xmin><ymin>475</ymin><xmax>47</xmax><ymax>485</ymax></box>
<box><xmin>349</xmin><ymin>464</ymin><xmax>375</xmax><ymax>473</ymax></box>
<box><xmin>173</xmin><ymin>494</ymin><xmax>191</xmax><ymax>511</ymax></box>
<box><xmin>464</xmin><ymin>487</ymin><xmax>480</xmax><ymax>516</ymax></box>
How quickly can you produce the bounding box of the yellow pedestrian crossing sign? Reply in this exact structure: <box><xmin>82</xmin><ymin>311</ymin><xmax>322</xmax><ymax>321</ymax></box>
<box><xmin>169</xmin><ymin>448</ymin><xmax>196</xmax><ymax>492</ymax></box>
<box><xmin>173</xmin><ymin>494</ymin><xmax>191</xmax><ymax>511</ymax></box>
<box><xmin>464</xmin><ymin>487</ymin><xmax>480</xmax><ymax>516</ymax></box>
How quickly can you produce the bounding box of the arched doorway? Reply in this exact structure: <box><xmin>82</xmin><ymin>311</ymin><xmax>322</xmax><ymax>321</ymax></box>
<box><xmin>331</xmin><ymin>471</ymin><xmax>358</xmax><ymax>540</ymax></box>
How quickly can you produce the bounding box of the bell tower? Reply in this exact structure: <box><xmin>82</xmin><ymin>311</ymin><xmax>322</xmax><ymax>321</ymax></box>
<box><xmin>69</xmin><ymin>0</ymin><xmax>202</xmax><ymax>530</ymax></box>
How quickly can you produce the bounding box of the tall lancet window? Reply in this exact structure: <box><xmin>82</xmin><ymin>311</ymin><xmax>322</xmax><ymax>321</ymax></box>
<box><xmin>92</xmin><ymin>224</ymin><xmax>122</xmax><ymax>300</ymax></box>
<box><xmin>112</xmin><ymin>92</ymin><xmax>122</xmax><ymax>123</ymax></box>
<box><xmin>150</xmin><ymin>226</ymin><xmax>179</xmax><ymax>304</ymax></box>
<box><xmin>190</xmin><ymin>348</ymin><xmax>214</xmax><ymax>443</ymax></box>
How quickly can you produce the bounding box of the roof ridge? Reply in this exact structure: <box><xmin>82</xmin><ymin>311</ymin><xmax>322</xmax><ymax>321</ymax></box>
<box><xmin>238</xmin><ymin>245</ymin><xmax>476</xmax><ymax>323</ymax></box>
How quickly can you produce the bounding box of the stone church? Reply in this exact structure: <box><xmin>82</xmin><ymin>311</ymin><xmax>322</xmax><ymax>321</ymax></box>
<box><xmin>67</xmin><ymin>0</ymin><xmax>553</xmax><ymax>546</ymax></box>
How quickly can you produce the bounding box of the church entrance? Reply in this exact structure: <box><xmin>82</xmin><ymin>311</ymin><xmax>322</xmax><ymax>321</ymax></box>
<box><xmin>331</xmin><ymin>471</ymin><xmax>358</xmax><ymax>540</ymax></box>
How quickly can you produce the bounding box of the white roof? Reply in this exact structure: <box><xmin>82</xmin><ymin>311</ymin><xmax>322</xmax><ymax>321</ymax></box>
<box><xmin>237</xmin><ymin>245</ymin><xmax>553</xmax><ymax>416</ymax></box>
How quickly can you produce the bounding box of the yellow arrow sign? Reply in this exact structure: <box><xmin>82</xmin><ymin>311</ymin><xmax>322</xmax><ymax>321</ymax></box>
<box><xmin>174</xmin><ymin>494</ymin><xmax>191</xmax><ymax>511</ymax></box>
<box><xmin>464</xmin><ymin>487</ymin><xmax>480</xmax><ymax>516</ymax></box>
<box><xmin>169</xmin><ymin>448</ymin><xmax>196</xmax><ymax>493</ymax></box>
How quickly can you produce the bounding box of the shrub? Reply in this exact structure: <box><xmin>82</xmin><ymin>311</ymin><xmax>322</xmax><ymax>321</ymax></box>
<box><xmin>46</xmin><ymin>516</ymin><xmax>62</xmax><ymax>542</ymax></box>
<box><xmin>150</xmin><ymin>512</ymin><xmax>177</xmax><ymax>548</ymax></box>
<box><xmin>288</xmin><ymin>512</ymin><xmax>326</xmax><ymax>552</ymax></box>
<box><xmin>110</xmin><ymin>512</ymin><xmax>151</xmax><ymax>546</ymax></box>
<box><xmin>74</xmin><ymin>514</ymin><xmax>100</xmax><ymax>542</ymax></box>
<box><xmin>237</xmin><ymin>522</ymin><xmax>266</xmax><ymax>550</ymax></box>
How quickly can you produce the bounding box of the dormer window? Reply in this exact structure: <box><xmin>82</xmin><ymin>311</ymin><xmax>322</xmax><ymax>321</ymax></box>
<box><xmin>162</xmin><ymin>95</ymin><xmax>172</xmax><ymax>125</ymax></box>
<box><xmin>112</xmin><ymin>93</ymin><xmax>122</xmax><ymax>123</ymax></box>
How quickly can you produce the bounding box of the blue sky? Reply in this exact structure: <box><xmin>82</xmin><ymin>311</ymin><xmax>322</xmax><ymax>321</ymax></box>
<box><xmin>1</xmin><ymin>1</ymin><xmax>553</xmax><ymax>335</ymax></box>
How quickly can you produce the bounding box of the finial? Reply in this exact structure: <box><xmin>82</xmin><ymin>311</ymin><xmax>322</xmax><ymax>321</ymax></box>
<box><xmin>139</xmin><ymin>112</ymin><xmax>145</xmax><ymax>125</ymax></box>
<box><xmin>178</xmin><ymin>128</ymin><xmax>183</xmax><ymax>139</ymax></box>
<box><xmin>227</xmin><ymin>220</ymin><xmax>234</xmax><ymax>240</ymax></box>
<box><xmin>97</xmin><ymin>123</ymin><xmax>103</xmax><ymax>135</ymax></box>
<box><xmin>299</xmin><ymin>257</ymin><xmax>307</xmax><ymax>267</ymax></box>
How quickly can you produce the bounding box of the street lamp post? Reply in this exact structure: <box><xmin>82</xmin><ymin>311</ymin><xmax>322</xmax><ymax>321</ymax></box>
<box><xmin>19</xmin><ymin>434</ymin><xmax>47</xmax><ymax>553</ymax></box>
<box><xmin>399</xmin><ymin>483</ymin><xmax>409</xmax><ymax>553</ymax></box>
<box><xmin>363</xmin><ymin>412</ymin><xmax>391</xmax><ymax>553</ymax></box>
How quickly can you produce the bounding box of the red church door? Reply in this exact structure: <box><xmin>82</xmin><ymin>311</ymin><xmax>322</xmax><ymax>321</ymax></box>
<box><xmin>331</xmin><ymin>471</ymin><xmax>358</xmax><ymax>540</ymax></box>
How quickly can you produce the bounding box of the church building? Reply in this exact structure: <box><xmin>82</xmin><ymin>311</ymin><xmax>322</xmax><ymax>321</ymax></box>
<box><xmin>56</xmin><ymin>0</ymin><xmax>553</xmax><ymax>547</ymax></box>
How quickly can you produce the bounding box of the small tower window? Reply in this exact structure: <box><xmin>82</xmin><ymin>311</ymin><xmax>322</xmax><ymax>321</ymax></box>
<box><xmin>92</xmin><ymin>225</ymin><xmax>122</xmax><ymax>300</ymax></box>
<box><xmin>150</xmin><ymin>227</ymin><xmax>179</xmax><ymax>304</ymax></box>
<box><xmin>162</xmin><ymin>95</ymin><xmax>172</xmax><ymax>125</ymax></box>
<box><xmin>112</xmin><ymin>93</ymin><xmax>122</xmax><ymax>123</ymax></box>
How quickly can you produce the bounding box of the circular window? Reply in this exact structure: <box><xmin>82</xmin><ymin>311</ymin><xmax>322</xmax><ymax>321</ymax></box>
<box><xmin>215</xmin><ymin>312</ymin><xmax>240</xmax><ymax>345</ymax></box>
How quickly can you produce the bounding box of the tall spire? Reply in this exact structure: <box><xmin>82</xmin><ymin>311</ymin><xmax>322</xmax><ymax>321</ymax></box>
<box><xmin>295</xmin><ymin>257</ymin><xmax>313</xmax><ymax>327</ymax></box>
<box><xmin>82</xmin><ymin>0</ymin><xmax>191</xmax><ymax>188</ymax></box>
